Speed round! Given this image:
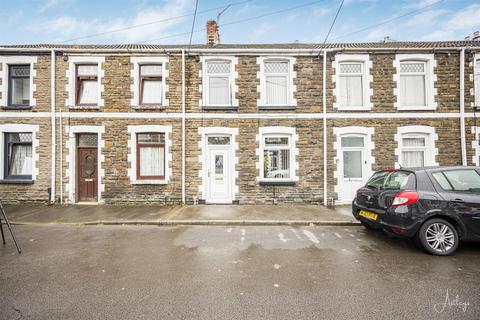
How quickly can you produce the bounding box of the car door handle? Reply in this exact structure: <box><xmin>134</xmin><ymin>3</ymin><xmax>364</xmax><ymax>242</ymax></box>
<box><xmin>450</xmin><ymin>199</ymin><xmax>465</xmax><ymax>204</ymax></box>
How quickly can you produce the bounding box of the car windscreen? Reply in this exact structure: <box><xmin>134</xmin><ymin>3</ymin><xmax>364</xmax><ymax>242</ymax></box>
<box><xmin>365</xmin><ymin>170</ymin><xmax>416</xmax><ymax>190</ymax></box>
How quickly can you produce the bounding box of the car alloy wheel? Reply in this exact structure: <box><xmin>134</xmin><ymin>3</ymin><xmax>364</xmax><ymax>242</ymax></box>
<box><xmin>418</xmin><ymin>218</ymin><xmax>459</xmax><ymax>256</ymax></box>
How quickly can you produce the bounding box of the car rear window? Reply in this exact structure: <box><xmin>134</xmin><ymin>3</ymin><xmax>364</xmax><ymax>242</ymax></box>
<box><xmin>366</xmin><ymin>170</ymin><xmax>415</xmax><ymax>190</ymax></box>
<box><xmin>435</xmin><ymin>170</ymin><xmax>480</xmax><ymax>193</ymax></box>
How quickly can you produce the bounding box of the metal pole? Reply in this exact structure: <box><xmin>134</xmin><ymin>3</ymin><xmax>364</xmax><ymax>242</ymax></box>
<box><xmin>0</xmin><ymin>201</ymin><xmax>21</xmax><ymax>254</ymax></box>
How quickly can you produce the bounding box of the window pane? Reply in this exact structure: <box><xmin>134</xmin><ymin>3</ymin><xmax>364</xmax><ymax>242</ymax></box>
<box><xmin>432</xmin><ymin>172</ymin><xmax>453</xmax><ymax>191</ymax></box>
<box><xmin>141</xmin><ymin>80</ymin><xmax>162</xmax><ymax>104</ymax></box>
<box><xmin>400</xmin><ymin>62</ymin><xmax>425</xmax><ymax>73</ymax></box>
<box><xmin>265</xmin><ymin>61</ymin><xmax>288</xmax><ymax>74</ymax></box>
<box><xmin>343</xmin><ymin>150</ymin><xmax>362</xmax><ymax>178</ymax></box>
<box><xmin>77</xmin><ymin>65</ymin><xmax>98</xmax><ymax>76</ymax></box>
<box><xmin>443</xmin><ymin>170</ymin><xmax>480</xmax><ymax>193</ymax></box>
<box><xmin>206</xmin><ymin>61</ymin><xmax>230</xmax><ymax>74</ymax></box>
<box><xmin>78</xmin><ymin>134</ymin><xmax>98</xmax><ymax>147</ymax></box>
<box><xmin>341</xmin><ymin>136</ymin><xmax>364</xmax><ymax>147</ymax></box>
<box><xmin>138</xmin><ymin>133</ymin><xmax>164</xmax><ymax>144</ymax></box>
<box><xmin>7</xmin><ymin>133</ymin><xmax>32</xmax><ymax>143</ymax></box>
<box><xmin>264</xmin><ymin>149</ymin><xmax>290</xmax><ymax>179</ymax></box>
<box><xmin>266</xmin><ymin>75</ymin><xmax>287</xmax><ymax>105</ymax></box>
<box><xmin>11</xmin><ymin>77</ymin><xmax>30</xmax><ymax>105</ymax></box>
<box><xmin>215</xmin><ymin>155</ymin><xmax>224</xmax><ymax>174</ymax></box>
<box><xmin>339</xmin><ymin>75</ymin><xmax>363</xmax><ymax>107</ymax></box>
<box><xmin>339</xmin><ymin>63</ymin><xmax>362</xmax><ymax>74</ymax></box>
<box><xmin>140</xmin><ymin>64</ymin><xmax>162</xmax><ymax>76</ymax></box>
<box><xmin>383</xmin><ymin>171</ymin><xmax>414</xmax><ymax>190</ymax></box>
<box><xmin>208</xmin><ymin>136</ymin><xmax>230</xmax><ymax>145</ymax></box>
<box><xmin>208</xmin><ymin>76</ymin><xmax>230</xmax><ymax>105</ymax></box>
<box><xmin>139</xmin><ymin>146</ymin><xmax>164</xmax><ymax>177</ymax></box>
<box><xmin>8</xmin><ymin>144</ymin><xmax>32</xmax><ymax>176</ymax></box>
<box><xmin>10</xmin><ymin>65</ymin><xmax>30</xmax><ymax>77</ymax></box>
<box><xmin>402</xmin><ymin>151</ymin><xmax>424</xmax><ymax>167</ymax></box>
<box><xmin>265</xmin><ymin>137</ymin><xmax>289</xmax><ymax>146</ymax></box>
<box><xmin>79</xmin><ymin>80</ymin><xmax>98</xmax><ymax>104</ymax></box>
<box><xmin>402</xmin><ymin>137</ymin><xmax>425</xmax><ymax>147</ymax></box>
<box><xmin>400</xmin><ymin>75</ymin><xmax>426</xmax><ymax>107</ymax></box>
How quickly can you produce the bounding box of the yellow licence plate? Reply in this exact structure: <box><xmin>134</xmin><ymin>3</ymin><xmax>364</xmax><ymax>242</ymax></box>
<box><xmin>359</xmin><ymin>210</ymin><xmax>378</xmax><ymax>221</ymax></box>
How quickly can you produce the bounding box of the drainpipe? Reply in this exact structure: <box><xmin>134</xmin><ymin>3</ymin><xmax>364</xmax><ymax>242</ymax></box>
<box><xmin>460</xmin><ymin>48</ymin><xmax>467</xmax><ymax>166</ymax></box>
<box><xmin>181</xmin><ymin>49</ymin><xmax>186</xmax><ymax>204</ymax></box>
<box><xmin>60</xmin><ymin>110</ymin><xmax>63</xmax><ymax>204</ymax></box>
<box><xmin>50</xmin><ymin>50</ymin><xmax>56</xmax><ymax>204</ymax></box>
<box><xmin>322</xmin><ymin>49</ymin><xmax>328</xmax><ymax>206</ymax></box>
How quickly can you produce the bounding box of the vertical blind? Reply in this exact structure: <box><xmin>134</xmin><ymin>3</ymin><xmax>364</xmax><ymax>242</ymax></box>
<box><xmin>265</xmin><ymin>61</ymin><xmax>288</xmax><ymax>105</ymax></box>
<box><xmin>206</xmin><ymin>61</ymin><xmax>231</xmax><ymax>105</ymax></box>
<box><xmin>399</xmin><ymin>62</ymin><xmax>426</xmax><ymax>107</ymax></box>
<box><xmin>338</xmin><ymin>63</ymin><xmax>363</xmax><ymax>107</ymax></box>
<box><xmin>263</xmin><ymin>136</ymin><xmax>290</xmax><ymax>179</ymax></box>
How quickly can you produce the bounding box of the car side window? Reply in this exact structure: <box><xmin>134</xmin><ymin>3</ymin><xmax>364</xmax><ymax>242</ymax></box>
<box><xmin>442</xmin><ymin>170</ymin><xmax>480</xmax><ymax>193</ymax></box>
<box><xmin>432</xmin><ymin>172</ymin><xmax>453</xmax><ymax>191</ymax></box>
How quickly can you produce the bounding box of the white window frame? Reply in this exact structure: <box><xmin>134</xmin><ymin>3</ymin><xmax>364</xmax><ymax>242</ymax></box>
<box><xmin>200</xmin><ymin>57</ymin><xmax>238</xmax><ymax>108</ymax></box>
<box><xmin>0</xmin><ymin>56</ymin><xmax>37</xmax><ymax>108</ymax></box>
<box><xmin>394</xmin><ymin>54</ymin><xmax>437</xmax><ymax>110</ymax></box>
<box><xmin>472</xmin><ymin>126</ymin><xmax>480</xmax><ymax>166</ymax></box>
<box><xmin>257</xmin><ymin>57</ymin><xmax>297</xmax><ymax>108</ymax></box>
<box><xmin>395</xmin><ymin>126</ymin><xmax>438</xmax><ymax>168</ymax></box>
<box><xmin>0</xmin><ymin>124</ymin><xmax>39</xmax><ymax>182</ymax></box>
<box><xmin>127</xmin><ymin>125</ymin><xmax>172</xmax><ymax>185</ymax></box>
<box><xmin>130</xmin><ymin>56</ymin><xmax>168</xmax><ymax>109</ymax></box>
<box><xmin>66</xmin><ymin>56</ymin><xmax>104</xmax><ymax>108</ymax></box>
<box><xmin>256</xmin><ymin>127</ymin><xmax>298</xmax><ymax>183</ymax></box>
<box><xmin>333</xmin><ymin>54</ymin><xmax>373</xmax><ymax>110</ymax></box>
<box><xmin>474</xmin><ymin>53</ymin><xmax>480</xmax><ymax>108</ymax></box>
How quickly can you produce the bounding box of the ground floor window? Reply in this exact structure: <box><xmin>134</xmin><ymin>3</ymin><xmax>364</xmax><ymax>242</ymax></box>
<box><xmin>3</xmin><ymin>132</ymin><xmax>33</xmax><ymax>180</ymax></box>
<box><xmin>136</xmin><ymin>132</ymin><xmax>165</xmax><ymax>179</ymax></box>
<box><xmin>396</xmin><ymin>126</ymin><xmax>437</xmax><ymax>168</ymax></box>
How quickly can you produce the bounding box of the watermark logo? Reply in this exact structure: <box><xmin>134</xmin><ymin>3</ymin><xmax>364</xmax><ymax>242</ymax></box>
<box><xmin>434</xmin><ymin>289</ymin><xmax>470</xmax><ymax>313</ymax></box>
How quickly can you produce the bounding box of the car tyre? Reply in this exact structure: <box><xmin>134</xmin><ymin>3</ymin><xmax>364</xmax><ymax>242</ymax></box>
<box><xmin>360</xmin><ymin>220</ymin><xmax>382</xmax><ymax>231</ymax></box>
<box><xmin>417</xmin><ymin>218</ymin><xmax>459</xmax><ymax>256</ymax></box>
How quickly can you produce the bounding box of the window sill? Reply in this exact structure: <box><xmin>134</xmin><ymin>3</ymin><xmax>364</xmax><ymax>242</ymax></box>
<box><xmin>202</xmin><ymin>105</ymin><xmax>239</xmax><ymax>111</ymax></box>
<box><xmin>334</xmin><ymin>106</ymin><xmax>372</xmax><ymax>111</ymax></box>
<box><xmin>258</xmin><ymin>105</ymin><xmax>296</xmax><ymax>110</ymax></box>
<box><xmin>1</xmin><ymin>106</ymin><xmax>33</xmax><ymax>110</ymax></box>
<box><xmin>259</xmin><ymin>180</ymin><xmax>297</xmax><ymax>186</ymax></box>
<box><xmin>0</xmin><ymin>179</ymin><xmax>34</xmax><ymax>185</ymax></box>
<box><xmin>131</xmin><ymin>179</ymin><xmax>168</xmax><ymax>185</ymax></box>
<box><xmin>133</xmin><ymin>105</ymin><xmax>166</xmax><ymax>110</ymax></box>
<box><xmin>396</xmin><ymin>106</ymin><xmax>436</xmax><ymax>111</ymax></box>
<box><xmin>69</xmin><ymin>105</ymin><xmax>100</xmax><ymax>110</ymax></box>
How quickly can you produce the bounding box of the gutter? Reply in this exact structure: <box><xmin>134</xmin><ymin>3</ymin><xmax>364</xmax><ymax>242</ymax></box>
<box><xmin>181</xmin><ymin>49</ymin><xmax>186</xmax><ymax>204</ymax></box>
<box><xmin>460</xmin><ymin>48</ymin><xmax>467</xmax><ymax>165</ymax></box>
<box><xmin>50</xmin><ymin>50</ymin><xmax>56</xmax><ymax>203</ymax></box>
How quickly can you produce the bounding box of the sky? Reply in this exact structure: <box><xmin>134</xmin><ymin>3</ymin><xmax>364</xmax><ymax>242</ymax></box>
<box><xmin>0</xmin><ymin>0</ymin><xmax>479</xmax><ymax>45</ymax></box>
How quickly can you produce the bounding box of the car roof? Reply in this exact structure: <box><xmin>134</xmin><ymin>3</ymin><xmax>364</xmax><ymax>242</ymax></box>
<box><xmin>391</xmin><ymin>166</ymin><xmax>480</xmax><ymax>173</ymax></box>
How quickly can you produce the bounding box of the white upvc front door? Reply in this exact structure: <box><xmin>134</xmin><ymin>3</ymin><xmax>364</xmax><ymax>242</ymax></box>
<box><xmin>337</xmin><ymin>134</ymin><xmax>369</xmax><ymax>203</ymax></box>
<box><xmin>206</xmin><ymin>137</ymin><xmax>233</xmax><ymax>204</ymax></box>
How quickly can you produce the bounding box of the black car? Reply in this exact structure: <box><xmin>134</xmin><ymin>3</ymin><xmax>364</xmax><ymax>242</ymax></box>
<box><xmin>352</xmin><ymin>166</ymin><xmax>480</xmax><ymax>255</ymax></box>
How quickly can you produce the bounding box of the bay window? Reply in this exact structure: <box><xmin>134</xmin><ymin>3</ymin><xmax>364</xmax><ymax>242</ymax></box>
<box><xmin>76</xmin><ymin>64</ymin><xmax>98</xmax><ymax>106</ymax></box>
<box><xmin>8</xmin><ymin>65</ymin><xmax>30</xmax><ymax>107</ymax></box>
<box><xmin>140</xmin><ymin>64</ymin><xmax>162</xmax><ymax>106</ymax></box>
<box><xmin>136</xmin><ymin>133</ymin><xmax>165</xmax><ymax>179</ymax></box>
<box><xmin>4</xmin><ymin>132</ymin><xmax>33</xmax><ymax>180</ymax></box>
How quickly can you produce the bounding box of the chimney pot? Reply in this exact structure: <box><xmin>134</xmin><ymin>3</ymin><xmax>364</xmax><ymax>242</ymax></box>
<box><xmin>206</xmin><ymin>20</ymin><xmax>220</xmax><ymax>46</ymax></box>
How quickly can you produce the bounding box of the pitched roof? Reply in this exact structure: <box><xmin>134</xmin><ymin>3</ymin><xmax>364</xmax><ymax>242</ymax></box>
<box><xmin>1</xmin><ymin>41</ymin><xmax>480</xmax><ymax>51</ymax></box>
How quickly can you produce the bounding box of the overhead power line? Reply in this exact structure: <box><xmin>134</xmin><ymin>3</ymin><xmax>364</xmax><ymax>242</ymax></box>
<box><xmin>58</xmin><ymin>0</ymin><xmax>253</xmax><ymax>43</ymax></box>
<box><xmin>138</xmin><ymin>0</ymin><xmax>327</xmax><ymax>44</ymax></box>
<box><xmin>187</xmin><ymin>0</ymin><xmax>200</xmax><ymax>54</ymax></box>
<box><xmin>323</xmin><ymin>0</ymin><xmax>344</xmax><ymax>44</ymax></box>
<box><xmin>328</xmin><ymin>0</ymin><xmax>445</xmax><ymax>42</ymax></box>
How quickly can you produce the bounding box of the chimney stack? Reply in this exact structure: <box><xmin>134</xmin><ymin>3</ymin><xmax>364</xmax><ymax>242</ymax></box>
<box><xmin>473</xmin><ymin>31</ymin><xmax>480</xmax><ymax>41</ymax></box>
<box><xmin>206</xmin><ymin>20</ymin><xmax>220</xmax><ymax>46</ymax></box>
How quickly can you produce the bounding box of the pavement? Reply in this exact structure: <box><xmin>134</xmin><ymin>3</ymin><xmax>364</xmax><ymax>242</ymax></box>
<box><xmin>3</xmin><ymin>203</ymin><xmax>357</xmax><ymax>226</ymax></box>
<box><xmin>1</xmin><ymin>224</ymin><xmax>479</xmax><ymax>319</ymax></box>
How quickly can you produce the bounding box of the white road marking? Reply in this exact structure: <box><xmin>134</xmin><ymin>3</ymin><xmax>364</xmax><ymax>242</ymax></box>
<box><xmin>278</xmin><ymin>232</ymin><xmax>287</xmax><ymax>243</ymax></box>
<box><xmin>241</xmin><ymin>229</ymin><xmax>246</xmax><ymax>236</ymax></box>
<box><xmin>349</xmin><ymin>234</ymin><xmax>355</xmax><ymax>238</ymax></box>
<box><xmin>227</xmin><ymin>228</ymin><xmax>232</xmax><ymax>233</ymax></box>
<box><xmin>302</xmin><ymin>230</ymin><xmax>320</xmax><ymax>244</ymax></box>
<box><xmin>274</xmin><ymin>264</ymin><xmax>281</xmax><ymax>269</ymax></box>
<box><xmin>289</xmin><ymin>228</ymin><xmax>303</xmax><ymax>240</ymax></box>
<box><xmin>334</xmin><ymin>232</ymin><xmax>343</xmax><ymax>239</ymax></box>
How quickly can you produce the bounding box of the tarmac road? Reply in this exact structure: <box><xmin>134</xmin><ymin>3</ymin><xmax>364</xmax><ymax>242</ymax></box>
<box><xmin>0</xmin><ymin>225</ymin><xmax>479</xmax><ymax>320</ymax></box>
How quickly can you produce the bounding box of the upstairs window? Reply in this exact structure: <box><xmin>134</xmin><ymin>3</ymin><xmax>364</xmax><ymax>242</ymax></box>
<box><xmin>136</xmin><ymin>133</ymin><xmax>165</xmax><ymax>179</ymax></box>
<box><xmin>76</xmin><ymin>64</ymin><xmax>98</xmax><ymax>106</ymax></box>
<box><xmin>204</xmin><ymin>60</ymin><xmax>232</xmax><ymax>106</ymax></box>
<box><xmin>140</xmin><ymin>64</ymin><xmax>163</xmax><ymax>106</ymax></box>
<box><xmin>4</xmin><ymin>132</ymin><xmax>32</xmax><ymax>180</ymax></box>
<box><xmin>265</xmin><ymin>61</ymin><xmax>289</xmax><ymax>105</ymax></box>
<box><xmin>338</xmin><ymin>62</ymin><xmax>364</xmax><ymax>108</ymax></box>
<box><xmin>8</xmin><ymin>65</ymin><xmax>30</xmax><ymax>107</ymax></box>
<box><xmin>399</xmin><ymin>61</ymin><xmax>427</xmax><ymax>108</ymax></box>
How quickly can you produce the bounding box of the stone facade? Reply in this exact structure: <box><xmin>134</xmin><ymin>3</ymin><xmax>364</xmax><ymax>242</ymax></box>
<box><xmin>1</xmin><ymin>42</ymin><xmax>480</xmax><ymax>205</ymax></box>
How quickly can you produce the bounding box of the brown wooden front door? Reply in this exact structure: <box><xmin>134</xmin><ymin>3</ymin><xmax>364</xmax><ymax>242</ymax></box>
<box><xmin>77</xmin><ymin>142</ymin><xmax>98</xmax><ymax>202</ymax></box>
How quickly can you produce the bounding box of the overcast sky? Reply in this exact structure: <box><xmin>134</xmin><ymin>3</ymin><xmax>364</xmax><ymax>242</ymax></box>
<box><xmin>1</xmin><ymin>0</ymin><xmax>479</xmax><ymax>45</ymax></box>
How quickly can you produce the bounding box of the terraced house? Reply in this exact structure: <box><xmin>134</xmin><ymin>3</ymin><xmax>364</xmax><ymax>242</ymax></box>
<box><xmin>1</xmin><ymin>22</ymin><xmax>480</xmax><ymax>206</ymax></box>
